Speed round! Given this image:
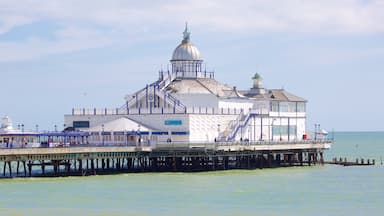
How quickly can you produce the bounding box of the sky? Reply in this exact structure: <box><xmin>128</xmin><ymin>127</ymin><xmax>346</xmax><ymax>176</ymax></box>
<box><xmin>1</xmin><ymin>0</ymin><xmax>383</xmax><ymax>132</ymax></box>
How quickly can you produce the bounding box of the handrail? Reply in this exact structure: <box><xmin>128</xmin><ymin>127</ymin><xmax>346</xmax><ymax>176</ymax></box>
<box><xmin>118</xmin><ymin>74</ymin><xmax>187</xmax><ymax>111</ymax></box>
<box><xmin>227</xmin><ymin>111</ymin><xmax>252</xmax><ymax>141</ymax></box>
<box><xmin>71</xmin><ymin>107</ymin><xmax>250</xmax><ymax>116</ymax></box>
<box><xmin>219</xmin><ymin>110</ymin><xmax>244</xmax><ymax>141</ymax></box>
<box><xmin>0</xmin><ymin>139</ymin><xmax>333</xmax><ymax>150</ymax></box>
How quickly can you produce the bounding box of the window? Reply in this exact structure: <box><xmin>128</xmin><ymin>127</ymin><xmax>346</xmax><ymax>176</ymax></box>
<box><xmin>271</xmin><ymin>101</ymin><xmax>279</xmax><ymax>112</ymax></box>
<box><xmin>279</xmin><ymin>102</ymin><xmax>289</xmax><ymax>112</ymax></box>
<box><xmin>297</xmin><ymin>102</ymin><xmax>306</xmax><ymax>112</ymax></box>
<box><xmin>73</xmin><ymin>121</ymin><xmax>90</xmax><ymax>128</ymax></box>
<box><xmin>272</xmin><ymin>126</ymin><xmax>297</xmax><ymax>136</ymax></box>
<box><xmin>164</xmin><ymin>120</ymin><xmax>182</xmax><ymax>125</ymax></box>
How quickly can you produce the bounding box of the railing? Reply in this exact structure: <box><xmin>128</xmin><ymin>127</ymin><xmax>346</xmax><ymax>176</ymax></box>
<box><xmin>226</xmin><ymin>111</ymin><xmax>252</xmax><ymax>141</ymax></box>
<box><xmin>158</xmin><ymin>71</ymin><xmax>176</xmax><ymax>90</ymax></box>
<box><xmin>219</xmin><ymin>110</ymin><xmax>244</xmax><ymax>140</ymax></box>
<box><xmin>0</xmin><ymin>139</ymin><xmax>333</xmax><ymax>150</ymax></box>
<box><xmin>219</xmin><ymin>108</ymin><xmax>271</xmax><ymax>142</ymax></box>
<box><xmin>119</xmin><ymin>74</ymin><xmax>187</xmax><ymax>112</ymax></box>
<box><xmin>71</xmin><ymin>107</ymin><xmax>248</xmax><ymax>116</ymax></box>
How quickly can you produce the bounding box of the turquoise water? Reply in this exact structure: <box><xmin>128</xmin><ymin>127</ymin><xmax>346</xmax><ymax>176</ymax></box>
<box><xmin>0</xmin><ymin>132</ymin><xmax>383</xmax><ymax>215</ymax></box>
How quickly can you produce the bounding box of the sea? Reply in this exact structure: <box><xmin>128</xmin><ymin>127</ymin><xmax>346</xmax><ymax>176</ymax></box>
<box><xmin>0</xmin><ymin>132</ymin><xmax>383</xmax><ymax>216</ymax></box>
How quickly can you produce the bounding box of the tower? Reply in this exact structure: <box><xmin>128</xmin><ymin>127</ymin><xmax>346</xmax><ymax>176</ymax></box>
<box><xmin>251</xmin><ymin>73</ymin><xmax>265</xmax><ymax>94</ymax></box>
<box><xmin>170</xmin><ymin>23</ymin><xmax>204</xmax><ymax>79</ymax></box>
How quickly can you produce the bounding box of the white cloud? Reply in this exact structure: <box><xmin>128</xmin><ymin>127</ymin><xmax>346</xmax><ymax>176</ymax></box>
<box><xmin>1</xmin><ymin>0</ymin><xmax>383</xmax><ymax>34</ymax></box>
<box><xmin>0</xmin><ymin>31</ymin><xmax>113</xmax><ymax>62</ymax></box>
<box><xmin>0</xmin><ymin>0</ymin><xmax>383</xmax><ymax>62</ymax></box>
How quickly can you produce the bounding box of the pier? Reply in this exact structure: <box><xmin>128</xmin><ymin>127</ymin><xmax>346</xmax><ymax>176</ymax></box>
<box><xmin>0</xmin><ymin>141</ymin><xmax>331</xmax><ymax>178</ymax></box>
<box><xmin>325</xmin><ymin>157</ymin><xmax>375</xmax><ymax>166</ymax></box>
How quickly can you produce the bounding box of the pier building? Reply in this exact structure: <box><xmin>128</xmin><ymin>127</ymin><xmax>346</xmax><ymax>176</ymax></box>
<box><xmin>0</xmin><ymin>25</ymin><xmax>332</xmax><ymax>178</ymax></box>
<box><xmin>65</xmin><ymin>24</ymin><xmax>307</xmax><ymax>146</ymax></box>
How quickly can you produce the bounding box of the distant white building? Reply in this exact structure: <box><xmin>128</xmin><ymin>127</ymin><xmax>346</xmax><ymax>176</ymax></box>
<box><xmin>0</xmin><ymin>116</ymin><xmax>37</xmax><ymax>147</ymax></box>
<box><xmin>64</xmin><ymin>24</ymin><xmax>307</xmax><ymax>145</ymax></box>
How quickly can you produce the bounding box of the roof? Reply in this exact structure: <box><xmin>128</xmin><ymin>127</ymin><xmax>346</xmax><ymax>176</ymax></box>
<box><xmin>268</xmin><ymin>89</ymin><xmax>307</xmax><ymax>102</ymax></box>
<box><xmin>166</xmin><ymin>78</ymin><xmax>242</xmax><ymax>98</ymax></box>
<box><xmin>87</xmin><ymin>117</ymin><xmax>151</xmax><ymax>132</ymax></box>
<box><xmin>240</xmin><ymin>89</ymin><xmax>306</xmax><ymax>102</ymax></box>
<box><xmin>252</xmin><ymin>73</ymin><xmax>262</xmax><ymax>79</ymax></box>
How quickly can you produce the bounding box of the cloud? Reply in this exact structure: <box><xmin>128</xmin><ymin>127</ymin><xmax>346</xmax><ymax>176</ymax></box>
<box><xmin>1</xmin><ymin>0</ymin><xmax>384</xmax><ymax>34</ymax></box>
<box><xmin>0</xmin><ymin>0</ymin><xmax>383</xmax><ymax>62</ymax></box>
<box><xmin>0</xmin><ymin>27</ymin><xmax>113</xmax><ymax>62</ymax></box>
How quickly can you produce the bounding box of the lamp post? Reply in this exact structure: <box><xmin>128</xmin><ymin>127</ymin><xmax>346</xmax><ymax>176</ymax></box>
<box><xmin>101</xmin><ymin>124</ymin><xmax>105</xmax><ymax>146</ymax></box>
<box><xmin>270</xmin><ymin>119</ymin><xmax>276</xmax><ymax>142</ymax></box>
<box><xmin>54</xmin><ymin>125</ymin><xmax>57</xmax><ymax>132</ymax></box>
<box><xmin>36</xmin><ymin>124</ymin><xmax>39</xmax><ymax>133</ymax></box>
<box><xmin>63</xmin><ymin>124</ymin><xmax>66</xmax><ymax>146</ymax></box>
<box><xmin>240</xmin><ymin>124</ymin><xmax>243</xmax><ymax>142</ymax></box>
<box><xmin>248</xmin><ymin>125</ymin><xmax>251</xmax><ymax>142</ymax></box>
<box><xmin>137</xmin><ymin>124</ymin><xmax>141</xmax><ymax>147</ymax></box>
<box><xmin>124</xmin><ymin>129</ymin><xmax>128</xmax><ymax>146</ymax></box>
<box><xmin>216</xmin><ymin>124</ymin><xmax>220</xmax><ymax>142</ymax></box>
<box><xmin>21</xmin><ymin>124</ymin><xmax>24</xmax><ymax>133</ymax></box>
<box><xmin>315</xmin><ymin>123</ymin><xmax>321</xmax><ymax>141</ymax></box>
<box><xmin>279</xmin><ymin>118</ymin><xmax>282</xmax><ymax>141</ymax></box>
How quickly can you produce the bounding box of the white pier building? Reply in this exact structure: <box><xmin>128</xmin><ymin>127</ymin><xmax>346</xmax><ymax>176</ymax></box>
<box><xmin>64</xmin><ymin>25</ymin><xmax>307</xmax><ymax>146</ymax></box>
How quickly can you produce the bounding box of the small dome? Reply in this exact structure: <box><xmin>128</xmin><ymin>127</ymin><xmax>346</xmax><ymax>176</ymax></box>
<box><xmin>1</xmin><ymin>116</ymin><xmax>12</xmax><ymax>129</ymax></box>
<box><xmin>172</xmin><ymin>42</ymin><xmax>201</xmax><ymax>61</ymax></box>
<box><xmin>252</xmin><ymin>73</ymin><xmax>262</xmax><ymax>79</ymax></box>
<box><xmin>171</xmin><ymin>23</ymin><xmax>201</xmax><ymax>61</ymax></box>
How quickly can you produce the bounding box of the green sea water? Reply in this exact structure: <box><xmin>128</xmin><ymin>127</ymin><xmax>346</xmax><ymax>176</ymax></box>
<box><xmin>0</xmin><ymin>132</ymin><xmax>383</xmax><ymax>216</ymax></box>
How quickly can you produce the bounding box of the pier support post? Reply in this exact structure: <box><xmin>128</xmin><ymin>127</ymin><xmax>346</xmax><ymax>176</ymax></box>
<box><xmin>53</xmin><ymin>161</ymin><xmax>58</xmax><ymax>175</ymax></box>
<box><xmin>7</xmin><ymin>161</ymin><xmax>12</xmax><ymax>177</ymax></box>
<box><xmin>289</xmin><ymin>154</ymin><xmax>293</xmax><ymax>166</ymax></box>
<box><xmin>259</xmin><ymin>155</ymin><xmax>264</xmax><ymax>169</ymax></box>
<box><xmin>314</xmin><ymin>153</ymin><xmax>318</xmax><ymax>164</ymax></box>
<box><xmin>276</xmin><ymin>154</ymin><xmax>281</xmax><ymax>165</ymax></box>
<box><xmin>172</xmin><ymin>157</ymin><xmax>177</xmax><ymax>171</ymax></box>
<box><xmin>308</xmin><ymin>153</ymin><xmax>312</xmax><ymax>166</ymax></box>
<box><xmin>248</xmin><ymin>156</ymin><xmax>252</xmax><ymax>168</ymax></box>
<box><xmin>283</xmin><ymin>154</ymin><xmax>288</xmax><ymax>166</ymax></box>
<box><xmin>42</xmin><ymin>160</ymin><xmax>45</xmax><ymax>174</ymax></box>
<box><xmin>91</xmin><ymin>159</ymin><xmax>95</xmax><ymax>175</ymax></box>
<box><xmin>78</xmin><ymin>159</ymin><xmax>83</xmax><ymax>172</ymax></box>
<box><xmin>267</xmin><ymin>154</ymin><xmax>273</xmax><ymax>168</ymax></box>
<box><xmin>298</xmin><ymin>152</ymin><xmax>303</xmax><ymax>166</ymax></box>
<box><xmin>23</xmin><ymin>161</ymin><xmax>27</xmax><ymax>177</ymax></box>
<box><xmin>3</xmin><ymin>162</ymin><xmax>6</xmax><ymax>176</ymax></box>
<box><xmin>28</xmin><ymin>161</ymin><xmax>32</xmax><ymax>177</ymax></box>
<box><xmin>17</xmin><ymin>161</ymin><xmax>20</xmax><ymax>175</ymax></box>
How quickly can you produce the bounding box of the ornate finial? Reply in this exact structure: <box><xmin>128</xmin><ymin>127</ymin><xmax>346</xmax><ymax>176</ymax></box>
<box><xmin>182</xmin><ymin>22</ymin><xmax>190</xmax><ymax>43</ymax></box>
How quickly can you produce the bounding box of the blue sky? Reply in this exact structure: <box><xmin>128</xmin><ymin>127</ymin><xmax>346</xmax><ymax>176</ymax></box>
<box><xmin>1</xmin><ymin>0</ymin><xmax>383</xmax><ymax>131</ymax></box>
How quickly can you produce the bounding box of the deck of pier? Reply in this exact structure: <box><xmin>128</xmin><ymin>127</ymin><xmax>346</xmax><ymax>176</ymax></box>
<box><xmin>0</xmin><ymin>140</ymin><xmax>331</xmax><ymax>178</ymax></box>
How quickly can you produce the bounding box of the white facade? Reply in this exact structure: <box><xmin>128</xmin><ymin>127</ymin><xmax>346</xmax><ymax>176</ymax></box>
<box><xmin>64</xmin><ymin>25</ymin><xmax>308</xmax><ymax>145</ymax></box>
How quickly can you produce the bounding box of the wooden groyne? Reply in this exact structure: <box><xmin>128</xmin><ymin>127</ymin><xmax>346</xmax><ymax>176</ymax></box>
<box><xmin>325</xmin><ymin>157</ymin><xmax>375</xmax><ymax>166</ymax></box>
<box><xmin>0</xmin><ymin>141</ymin><xmax>331</xmax><ymax>178</ymax></box>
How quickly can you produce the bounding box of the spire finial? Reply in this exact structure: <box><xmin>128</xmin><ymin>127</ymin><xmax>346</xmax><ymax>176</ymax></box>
<box><xmin>182</xmin><ymin>22</ymin><xmax>190</xmax><ymax>42</ymax></box>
